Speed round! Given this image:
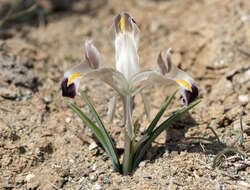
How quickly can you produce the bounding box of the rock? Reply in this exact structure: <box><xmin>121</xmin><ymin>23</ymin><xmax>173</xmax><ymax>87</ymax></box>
<box><xmin>93</xmin><ymin>184</ymin><xmax>102</xmax><ymax>190</ymax></box>
<box><xmin>25</xmin><ymin>173</ymin><xmax>35</xmax><ymax>182</ymax></box>
<box><xmin>168</xmin><ymin>183</ymin><xmax>177</xmax><ymax>190</ymax></box>
<box><xmin>139</xmin><ymin>161</ymin><xmax>147</xmax><ymax>168</ymax></box>
<box><xmin>0</xmin><ymin>87</ymin><xmax>17</xmax><ymax>99</ymax></box>
<box><xmin>89</xmin><ymin>142</ymin><xmax>98</xmax><ymax>150</ymax></box>
<box><xmin>89</xmin><ymin>173</ymin><xmax>98</xmax><ymax>182</ymax></box>
<box><xmin>65</xmin><ymin>117</ymin><xmax>71</xmax><ymax>123</ymax></box>
<box><xmin>43</xmin><ymin>96</ymin><xmax>51</xmax><ymax>104</ymax></box>
<box><xmin>238</xmin><ymin>95</ymin><xmax>249</xmax><ymax>104</ymax></box>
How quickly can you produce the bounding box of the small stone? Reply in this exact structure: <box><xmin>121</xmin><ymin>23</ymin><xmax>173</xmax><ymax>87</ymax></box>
<box><xmin>93</xmin><ymin>184</ymin><xmax>102</xmax><ymax>190</ymax></box>
<box><xmin>168</xmin><ymin>183</ymin><xmax>177</xmax><ymax>190</ymax></box>
<box><xmin>245</xmin><ymin>69</ymin><xmax>250</xmax><ymax>78</ymax></box>
<box><xmin>228</xmin><ymin>52</ymin><xmax>234</xmax><ymax>57</ymax></box>
<box><xmin>25</xmin><ymin>173</ymin><xmax>35</xmax><ymax>182</ymax></box>
<box><xmin>89</xmin><ymin>142</ymin><xmax>98</xmax><ymax>150</ymax></box>
<box><xmin>65</xmin><ymin>117</ymin><xmax>71</xmax><ymax>123</ymax></box>
<box><xmin>233</xmin><ymin>121</ymin><xmax>246</xmax><ymax>131</ymax></box>
<box><xmin>89</xmin><ymin>173</ymin><xmax>98</xmax><ymax>182</ymax></box>
<box><xmin>92</xmin><ymin>163</ymin><xmax>97</xmax><ymax>171</ymax></box>
<box><xmin>102</xmin><ymin>178</ymin><xmax>111</xmax><ymax>185</ymax></box>
<box><xmin>0</xmin><ymin>87</ymin><xmax>17</xmax><ymax>99</ymax></box>
<box><xmin>43</xmin><ymin>96</ymin><xmax>51</xmax><ymax>103</ymax></box>
<box><xmin>139</xmin><ymin>161</ymin><xmax>147</xmax><ymax>167</ymax></box>
<box><xmin>238</xmin><ymin>95</ymin><xmax>249</xmax><ymax>103</ymax></box>
<box><xmin>238</xmin><ymin>181</ymin><xmax>250</xmax><ymax>188</ymax></box>
<box><xmin>234</xmin><ymin>162</ymin><xmax>247</xmax><ymax>170</ymax></box>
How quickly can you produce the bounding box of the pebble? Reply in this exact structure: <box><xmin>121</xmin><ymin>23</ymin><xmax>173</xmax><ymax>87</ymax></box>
<box><xmin>92</xmin><ymin>184</ymin><xmax>102</xmax><ymax>190</ymax></box>
<box><xmin>233</xmin><ymin>121</ymin><xmax>246</xmax><ymax>131</ymax></box>
<box><xmin>102</xmin><ymin>178</ymin><xmax>111</xmax><ymax>185</ymax></box>
<box><xmin>212</xmin><ymin>59</ymin><xmax>226</xmax><ymax>68</ymax></box>
<box><xmin>89</xmin><ymin>142</ymin><xmax>98</xmax><ymax>150</ymax></box>
<box><xmin>139</xmin><ymin>161</ymin><xmax>147</xmax><ymax>167</ymax></box>
<box><xmin>245</xmin><ymin>69</ymin><xmax>250</xmax><ymax>78</ymax></box>
<box><xmin>238</xmin><ymin>94</ymin><xmax>249</xmax><ymax>103</ymax></box>
<box><xmin>89</xmin><ymin>173</ymin><xmax>98</xmax><ymax>182</ymax></box>
<box><xmin>65</xmin><ymin>117</ymin><xmax>71</xmax><ymax>123</ymax></box>
<box><xmin>25</xmin><ymin>173</ymin><xmax>35</xmax><ymax>182</ymax></box>
<box><xmin>238</xmin><ymin>181</ymin><xmax>250</xmax><ymax>188</ymax></box>
<box><xmin>0</xmin><ymin>87</ymin><xmax>17</xmax><ymax>99</ymax></box>
<box><xmin>92</xmin><ymin>163</ymin><xmax>97</xmax><ymax>170</ymax></box>
<box><xmin>43</xmin><ymin>96</ymin><xmax>51</xmax><ymax>104</ymax></box>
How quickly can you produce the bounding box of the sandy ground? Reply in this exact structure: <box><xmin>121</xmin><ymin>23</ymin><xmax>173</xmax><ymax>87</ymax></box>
<box><xmin>0</xmin><ymin>0</ymin><xmax>249</xmax><ymax>189</ymax></box>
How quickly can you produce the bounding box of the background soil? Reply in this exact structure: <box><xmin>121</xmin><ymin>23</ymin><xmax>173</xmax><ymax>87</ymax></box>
<box><xmin>0</xmin><ymin>0</ymin><xmax>249</xmax><ymax>189</ymax></box>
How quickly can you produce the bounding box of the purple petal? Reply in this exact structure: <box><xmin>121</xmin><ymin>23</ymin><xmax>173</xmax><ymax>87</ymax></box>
<box><xmin>182</xmin><ymin>84</ymin><xmax>199</xmax><ymax>106</ymax></box>
<box><xmin>61</xmin><ymin>78</ymin><xmax>76</xmax><ymax>98</ymax></box>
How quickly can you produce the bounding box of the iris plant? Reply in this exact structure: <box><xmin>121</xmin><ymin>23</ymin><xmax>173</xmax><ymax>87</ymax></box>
<box><xmin>61</xmin><ymin>12</ymin><xmax>200</xmax><ymax>175</ymax></box>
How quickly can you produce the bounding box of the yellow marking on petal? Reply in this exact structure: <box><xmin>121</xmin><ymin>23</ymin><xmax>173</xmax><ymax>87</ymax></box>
<box><xmin>120</xmin><ymin>17</ymin><xmax>125</xmax><ymax>33</ymax></box>
<box><xmin>67</xmin><ymin>73</ymin><xmax>83</xmax><ymax>87</ymax></box>
<box><xmin>176</xmin><ymin>79</ymin><xmax>192</xmax><ymax>92</ymax></box>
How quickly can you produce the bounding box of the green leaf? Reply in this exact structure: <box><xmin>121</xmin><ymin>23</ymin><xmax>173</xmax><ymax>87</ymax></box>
<box><xmin>144</xmin><ymin>89</ymin><xmax>179</xmax><ymax>136</ymax></box>
<box><xmin>79</xmin><ymin>91</ymin><xmax>121</xmax><ymax>171</ymax></box>
<box><xmin>133</xmin><ymin>99</ymin><xmax>201</xmax><ymax>170</ymax></box>
<box><xmin>65</xmin><ymin>99</ymin><xmax>121</xmax><ymax>172</ymax></box>
<box><xmin>213</xmin><ymin>147</ymin><xmax>245</xmax><ymax>168</ymax></box>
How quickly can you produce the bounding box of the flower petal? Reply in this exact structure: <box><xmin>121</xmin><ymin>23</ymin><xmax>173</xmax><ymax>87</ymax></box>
<box><xmin>85</xmin><ymin>40</ymin><xmax>101</xmax><ymax>69</ymax></box>
<box><xmin>61</xmin><ymin>78</ymin><xmax>77</xmax><ymax>98</ymax></box>
<box><xmin>113</xmin><ymin>12</ymin><xmax>140</xmax><ymax>80</ymax></box>
<box><xmin>182</xmin><ymin>84</ymin><xmax>199</xmax><ymax>106</ymax></box>
<box><xmin>62</xmin><ymin>41</ymin><xmax>122</xmax><ymax>98</ymax></box>
<box><xmin>130</xmin><ymin>49</ymin><xmax>198</xmax><ymax>105</ymax></box>
<box><xmin>164</xmin><ymin>49</ymin><xmax>195</xmax><ymax>92</ymax></box>
<box><xmin>85</xmin><ymin>67</ymin><xmax>129</xmax><ymax>96</ymax></box>
<box><xmin>62</xmin><ymin>62</ymin><xmax>91</xmax><ymax>98</ymax></box>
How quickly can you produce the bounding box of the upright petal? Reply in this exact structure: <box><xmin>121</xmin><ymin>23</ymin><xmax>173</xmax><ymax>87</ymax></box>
<box><xmin>85</xmin><ymin>40</ymin><xmax>101</xmax><ymax>69</ymax></box>
<box><xmin>62</xmin><ymin>41</ymin><xmax>101</xmax><ymax>98</ymax></box>
<box><xmin>113</xmin><ymin>12</ymin><xmax>140</xmax><ymax>81</ymax></box>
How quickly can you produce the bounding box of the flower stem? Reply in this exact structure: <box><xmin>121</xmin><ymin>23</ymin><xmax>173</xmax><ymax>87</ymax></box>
<box><xmin>122</xmin><ymin>96</ymin><xmax>134</xmax><ymax>175</ymax></box>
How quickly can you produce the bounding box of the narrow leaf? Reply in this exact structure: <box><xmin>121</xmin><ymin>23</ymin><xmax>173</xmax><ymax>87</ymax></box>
<box><xmin>133</xmin><ymin>99</ymin><xmax>201</xmax><ymax>169</ymax></box>
<box><xmin>79</xmin><ymin>91</ymin><xmax>121</xmax><ymax>171</ymax></box>
<box><xmin>65</xmin><ymin>99</ymin><xmax>121</xmax><ymax>172</ymax></box>
<box><xmin>144</xmin><ymin>88</ymin><xmax>179</xmax><ymax>136</ymax></box>
<box><xmin>213</xmin><ymin>147</ymin><xmax>245</xmax><ymax>168</ymax></box>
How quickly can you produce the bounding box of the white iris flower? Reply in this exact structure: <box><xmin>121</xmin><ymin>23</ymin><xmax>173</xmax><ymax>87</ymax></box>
<box><xmin>61</xmin><ymin>12</ymin><xmax>198</xmax><ymax>139</ymax></box>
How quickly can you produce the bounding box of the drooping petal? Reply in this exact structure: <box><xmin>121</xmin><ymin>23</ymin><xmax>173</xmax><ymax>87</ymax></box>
<box><xmin>158</xmin><ymin>49</ymin><xmax>199</xmax><ymax>105</ymax></box>
<box><xmin>62</xmin><ymin>41</ymin><xmax>103</xmax><ymax>98</ymax></box>
<box><xmin>85</xmin><ymin>67</ymin><xmax>128</xmax><ymax>96</ymax></box>
<box><xmin>61</xmin><ymin>78</ymin><xmax>77</xmax><ymax>98</ymax></box>
<box><xmin>113</xmin><ymin>12</ymin><xmax>140</xmax><ymax>81</ymax></box>
<box><xmin>62</xmin><ymin>62</ymin><xmax>90</xmax><ymax>98</ymax></box>
<box><xmin>130</xmin><ymin>49</ymin><xmax>198</xmax><ymax>105</ymax></box>
<box><xmin>182</xmin><ymin>84</ymin><xmax>199</xmax><ymax>106</ymax></box>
